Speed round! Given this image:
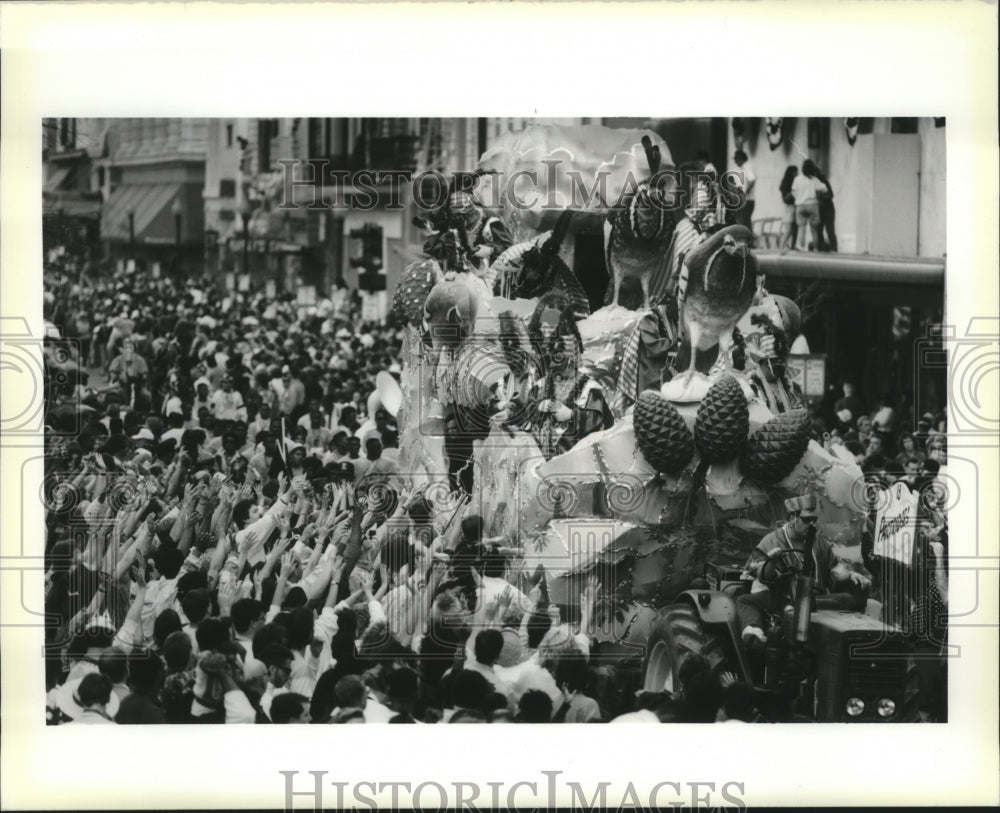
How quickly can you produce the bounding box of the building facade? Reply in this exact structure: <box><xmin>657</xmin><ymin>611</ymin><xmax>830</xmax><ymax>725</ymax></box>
<box><xmin>42</xmin><ymin>118</ymin><xmax>107</xmax><ymax>261</ymax></box>
<box><xmin>95</xmin><ymin>118</ymin><xmax>208</xmax><ymax>278</ymax></box>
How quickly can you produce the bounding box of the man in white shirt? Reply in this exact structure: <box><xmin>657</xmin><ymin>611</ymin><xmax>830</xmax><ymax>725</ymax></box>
<box><xmin>210</xmin><ymin>374</ymin><xmax>247</xmax><ymax>422</ymax></box>
<box><xmin>139</xmin><ymin>546</ymin><xmax>186</xmax><ymax>640</ymax></box>
<box><xmin>192</xmin><ymin>377</ymin><xmax>214</xmax><ymax>425</ymax></box>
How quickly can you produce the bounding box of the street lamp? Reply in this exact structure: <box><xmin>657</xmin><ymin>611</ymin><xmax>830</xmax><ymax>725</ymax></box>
<box><xmin>236</xmin><ymin>198</ymin><xmax>250</xmax><ymax>277</ymax></box>
<box><xmin>171</xmin><ymin>197</ymin><xmax>183</xmax><ymax>247</ymax></box>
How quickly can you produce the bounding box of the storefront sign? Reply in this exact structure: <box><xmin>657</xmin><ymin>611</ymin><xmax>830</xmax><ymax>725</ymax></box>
<box><xmin>787</xmin><ymin>353</ymin><xmax>827</xmax><ymax>398</ymax></box>
<box><xmin>873</xmin><ymin>481</ymin><xmax>920</xmax><ymax>565</ymax></box>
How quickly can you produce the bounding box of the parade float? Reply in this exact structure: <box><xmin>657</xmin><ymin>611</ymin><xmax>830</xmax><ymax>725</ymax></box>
<box><xmin>389</xmin><ymin>124</ymin><xmax>908</xmax><ymax>717</ymax></box>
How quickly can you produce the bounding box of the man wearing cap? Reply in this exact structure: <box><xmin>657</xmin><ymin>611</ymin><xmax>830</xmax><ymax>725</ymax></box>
<box><xmin>737</xmin><ymin>495</ymin><xmax>871</xmax><ymax>647</ymax></box>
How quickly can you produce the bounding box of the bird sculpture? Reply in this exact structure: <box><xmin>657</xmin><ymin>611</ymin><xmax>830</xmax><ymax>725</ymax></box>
<box><xmin>604</xmin><ymin>136</ymin><xmax>678</xmax><ymax>310</ymax></box>
<box><xmin>667</xmin><ymin>225</ymin><xmax>759</xmax><ymax>399</ymax></box>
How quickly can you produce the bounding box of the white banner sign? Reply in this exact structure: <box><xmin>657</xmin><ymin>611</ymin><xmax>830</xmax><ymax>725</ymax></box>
<box><xmin>873</xmin><ymin>481</ymin><xmax>920</xmax><ymax>565</ymax></box>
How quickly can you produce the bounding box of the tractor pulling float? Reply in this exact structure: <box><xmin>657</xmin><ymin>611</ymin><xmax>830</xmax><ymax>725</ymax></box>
<box><xmin>389</xmin><ymin>123</ymin><xmax>922</xmax><ymax>722</ymax></box>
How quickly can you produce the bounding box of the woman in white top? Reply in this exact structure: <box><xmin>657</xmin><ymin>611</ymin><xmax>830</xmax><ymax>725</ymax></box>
<box><xmin>792</xmin><ymin>160</ymin><xmax>829</xmax><ymax>251</ymax></box>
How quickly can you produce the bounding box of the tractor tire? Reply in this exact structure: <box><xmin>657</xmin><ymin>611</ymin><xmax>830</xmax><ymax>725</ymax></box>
<box><xmin>642</xmin><ymin>602</ymin><xmax>729</xmax><ymax>694</ymax></box>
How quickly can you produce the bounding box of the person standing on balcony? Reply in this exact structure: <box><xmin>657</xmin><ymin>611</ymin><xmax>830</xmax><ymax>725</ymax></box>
<box><xmin>778</xmin><ymin>166</ymin><xmax>798</xmax><ymax>250</ymax></box>
<box><xmin>812</xmin><ymin>165</ymin><xmax>838</xmax><ymax>252</ymax></box>
<box><xmin>792</xmin><ymin>160</ymin><xmax>824</xmax><ymax>251</ymax></box>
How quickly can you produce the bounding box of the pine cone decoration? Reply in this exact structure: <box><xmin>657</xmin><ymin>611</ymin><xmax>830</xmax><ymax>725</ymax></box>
<box><xmin>392</xmin><ymin>259</ymin><xmax>439</xmax><ymax>326</ymax></box>
<box><xmin>742</xmin><ymin>409</ymin><xmax>811</xmax><ymax>482</ymax></box>
<box><xmin>694</xmin><ymin>375</ymin><xmax>749</xmax><ymax>463</ymax></box>
<box><xmin>634</xmin><ymin>390</ymin><xmax>695</xmax><ymax>474</ymax></box>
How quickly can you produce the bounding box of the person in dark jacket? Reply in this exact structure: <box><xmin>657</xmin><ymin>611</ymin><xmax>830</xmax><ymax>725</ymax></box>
<box><xmin>115</xmin><ymin>648</ymin><xmax>166</xmax><ymax>724</ymax></box>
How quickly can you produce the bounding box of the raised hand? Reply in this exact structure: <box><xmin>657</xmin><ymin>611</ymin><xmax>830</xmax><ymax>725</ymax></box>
<box><xmin>274</xmin><ymin>514</ymin><xmax>290</xmax><ymax>539</ymax></box>
<box><xmin>280</xmin><ymin>551</ymin><xmax>296</xmax><ymax>576</ymax></box>
<box><xmin>498</xmin><ymin>584</ymin><xmax>513</xmax><ymax>611</ymax></box>
<box><xmin>217</xmin><ymin>579</ymin><xmax>238</xmax><ymax>616</ymax></box>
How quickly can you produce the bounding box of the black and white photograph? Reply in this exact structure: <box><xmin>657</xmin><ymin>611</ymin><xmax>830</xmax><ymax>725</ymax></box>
<box><xmin>37</xmin><ymin>114</ymin><xmax>951</xmax><ymax>728</ymax></box>
<box><xmin>2</xmin><ymin>3</ymin><xmax>997</xmax><ymax>811</ymax></box>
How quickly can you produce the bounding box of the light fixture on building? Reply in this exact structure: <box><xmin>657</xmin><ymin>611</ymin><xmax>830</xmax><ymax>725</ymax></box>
<box><xmin>171</xmin><ymin>197</ymin><xmax>183</xmax><ymax>246</ymax></box>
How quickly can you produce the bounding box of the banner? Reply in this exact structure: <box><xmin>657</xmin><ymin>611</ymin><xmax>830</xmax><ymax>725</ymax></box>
<box><xmin>873</xmin><ymin>481</ymin><xmax>920</xmax><ymax>565</ymax></box>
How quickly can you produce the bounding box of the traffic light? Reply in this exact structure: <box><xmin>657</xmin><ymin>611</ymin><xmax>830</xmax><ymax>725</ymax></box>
<box><xmin>892</xmin><ymin>306</ymin><xmax>911</xmax><ymax>340</ymax></box>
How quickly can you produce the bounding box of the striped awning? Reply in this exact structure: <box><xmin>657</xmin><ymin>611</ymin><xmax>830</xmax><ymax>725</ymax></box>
<box><xmin>43</xmin><ymin>166</ymin><xmax>73</xmax><ymax>193</ymax></box>
<box><xmin>101</xmin><ymin>183</ymin><xmax>183</xmax><ymax>241</ymax></box>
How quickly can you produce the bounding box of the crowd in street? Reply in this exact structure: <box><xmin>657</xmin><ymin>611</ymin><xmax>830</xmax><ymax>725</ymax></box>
<box><xmin>40</xmin><ymin>181</ymin><xmax>947</xmax><ymax>725</ymax></box>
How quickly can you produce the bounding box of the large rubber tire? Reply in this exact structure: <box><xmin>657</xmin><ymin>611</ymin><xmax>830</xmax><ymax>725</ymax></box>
<box><xmin>642</xmin><ymin>602</ymin><xmax>729</xmax><ymax>694</ymax></box>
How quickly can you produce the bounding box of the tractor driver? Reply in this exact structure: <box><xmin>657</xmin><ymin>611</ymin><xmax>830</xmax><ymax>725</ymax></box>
<box><xmin>737</xmin><ymin>495</ymin><xmax>871</xmax><ymax>648</ymax></box>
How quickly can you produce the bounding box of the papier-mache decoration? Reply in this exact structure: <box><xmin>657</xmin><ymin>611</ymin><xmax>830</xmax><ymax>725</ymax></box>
<box><xmin>694</xmin><ymin>374</ymin><xmax>750</xmax><ymax>464</ymax></box>
<box><xmin>393</xmin><ymin>258</ymin><xmax>443</xmax><ymax>327</ymax></box>
<box><xmin>634</xmin><ymin>390</ymin><xmax>695</xmax><ymax>475</ymax></box>
<box><xmin>742</xmin><ymin>408</ymin><xmax>812</xmax><ymax>483</ymax></box>
<box><xmin>475</xmin><ymin>123</ymin><xmax>673</xmax><ymax>242</ymax></box>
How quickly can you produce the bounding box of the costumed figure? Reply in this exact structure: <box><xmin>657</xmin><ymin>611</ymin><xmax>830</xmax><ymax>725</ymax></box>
<box><xmin>520</xmin><ymin>293</ymin><xmax>614</xmax><ymax>460</ymax></box>
<box><xmin>488</xmin><ymin>310</ymin><xmax>543</xmax><ymax>434</ymax></box>
<box><xmin>418</xmin><ymin>176</ymin><xmax>513</xmax><ymax>293</ymax></box>
<box><xmin>737</xmin><ymin>292</ymin><xmax>806</xmax><ymax>414</ymax></box>
<box><xmin>612</xmin><ymin>294</ymin><xmax>681</xmax><ymax>415</ymax></box>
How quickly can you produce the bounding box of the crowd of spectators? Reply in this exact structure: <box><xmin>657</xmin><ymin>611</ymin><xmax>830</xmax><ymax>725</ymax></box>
<box><xmin>42</xmin><ymin>255</ymin><xmax>767</xmax><ymax>725</ymax></box>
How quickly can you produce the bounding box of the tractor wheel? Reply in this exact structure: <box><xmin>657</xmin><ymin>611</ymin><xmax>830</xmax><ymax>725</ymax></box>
<box><xmin>642</xmin><ymin>602</ymin><xmax>729</xmax><ymax>694</ymax></box>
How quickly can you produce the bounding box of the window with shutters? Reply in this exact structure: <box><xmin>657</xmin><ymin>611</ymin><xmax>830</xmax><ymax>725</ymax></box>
<box><xmin>226</xmin><ymin>124</ymin><xmax>233</xmax><ymax>147</ymax></box>
<box><xmin>258</xmin><ymin>119</ymin><xmax>279</xmax><ymax>171</ymax></box>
